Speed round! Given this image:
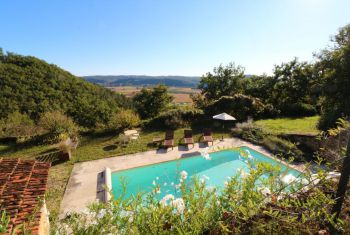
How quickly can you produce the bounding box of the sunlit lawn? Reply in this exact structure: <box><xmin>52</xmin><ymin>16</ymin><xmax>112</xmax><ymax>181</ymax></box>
<box><xmin>255</xmin><ymin>116</ymin><xmax>320</xmax><ymax>135</ymax></box>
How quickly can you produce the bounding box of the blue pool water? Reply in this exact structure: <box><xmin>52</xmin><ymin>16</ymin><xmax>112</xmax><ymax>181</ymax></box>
<box><xmin>111</xmin><ymin>146</ymin><xmax>302</xmax><ymax>200</ymax></box>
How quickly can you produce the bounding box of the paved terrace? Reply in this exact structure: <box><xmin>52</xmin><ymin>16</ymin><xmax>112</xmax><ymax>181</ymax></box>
<box><xmin>59</xmin><ymin>138</ymin><xmax>305</xmax><ymax>217</ymax></box>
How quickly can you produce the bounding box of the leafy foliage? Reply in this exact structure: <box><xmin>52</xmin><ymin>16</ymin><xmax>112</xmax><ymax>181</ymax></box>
<box><xmin>316</xmin><ymin>24</ymin><xmax>350</xmax><ymax>130</ymax></box>
<box><xmin>148</xmin><ymin>108</ymin><xmax>203</xmax><ymax>129</ymax></box>
<box><xmin>196</xmin><ymin>59</ymin><xmax>321</xmax><ymax>118</ymax></box>
<box><xmin>205</xmin><ymin>95</ymin><xmax>273</xmax><ymax>122</ymax></box>
<box><xmin>271</xmin><ymin>58</ymin><xmax>319</xmax><ymax>114</ymax></box>
<box><xmin>133</xmin><ymin>85</ymin><xmax>173</xmax><ymax>119</ymax></box>
<box><xmin>232</xmin><ymin>121</ymin><xmax>303</xmax><ymax>160</ymax></box>
<box><xmin>0</xmin><ymin>51</ymin><xmax>130</xmax><ymax>127</ymax></box>
<box><xmin>0</xmin><ymin>111</ymin><xmax>39</xmax><ymax>138</ymax></box>
<box><xmin>198</xmin><ymin>63</ymin><xmax>245</xmax><ymax>101</ymax></box>
<box><xmin>107</xmin><ymin>109</ymin><xmax>140</xmax><ymax>131</ymax></box>
<box><xmin>54</xmin><ymin>157</ymin><xmax>343</xmax><ymax>234</ymax></box>
<box><xmin>38</xmin><ymin>111</ymin><xmax>78</xmax><ymax>143</ymax></box>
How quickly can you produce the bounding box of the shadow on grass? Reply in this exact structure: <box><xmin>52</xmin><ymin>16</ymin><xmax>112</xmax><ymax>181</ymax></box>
<box><xmin>103</xmin><ymin>145</ymin><xmax>118</xmax><ymax>151</ymax></box>
<box><xmin>0</xmin><ymin>140</ymin><xmax>44</xmax><ymax>156</ymax></box>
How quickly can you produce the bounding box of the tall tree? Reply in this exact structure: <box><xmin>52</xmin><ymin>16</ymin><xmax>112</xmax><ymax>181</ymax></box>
<box><xmin>269</xmin><ymin>58</ymin><xmax>320</xmax><ymax>116</ymax></box>
<box><xmin>272</xmin><ymin>58</ymin><xmax>315</xmax><ymax>106</ymax></box>
<box><xmin>198</xmin><ymin>62</ymin><xmax>245</xmax><ymax>101</ymax></box>
<box><xmin>316</xmin><ymin>24</ymin><xmax>350</xmax><ymax>130</ymax></box>
<box><xmin>243</xmin><ymin>74</ymin><xmax>275</xmax><ymax>103</ymax></box>
<box><xmin>133</xmin><ymin>85</ymin><xmax>173</xmax><ymax>119</ymax></box>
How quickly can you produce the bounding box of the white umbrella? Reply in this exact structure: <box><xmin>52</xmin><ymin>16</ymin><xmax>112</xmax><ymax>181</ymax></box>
<box><xmin>213</xmin><ymin>113</ymin><xmax>236</xmax><ymax>140</ymax></box>
<box><xmin>213</xmin><ymin>113</ymin><xmax>236</xmax><ymax>121</ymax></box>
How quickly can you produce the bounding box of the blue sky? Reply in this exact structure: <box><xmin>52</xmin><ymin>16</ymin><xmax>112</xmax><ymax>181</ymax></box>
<box><xmin>1</xmin><ymin>0</ymin><xmax>349</xmax><ymax>76</ymax></box>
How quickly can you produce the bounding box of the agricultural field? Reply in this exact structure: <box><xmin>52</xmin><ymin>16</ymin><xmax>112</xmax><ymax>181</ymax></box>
<box><xmin>108</xmin><ymin>86</ymin><xmax>200</xmax><ymax>104</ymax></box>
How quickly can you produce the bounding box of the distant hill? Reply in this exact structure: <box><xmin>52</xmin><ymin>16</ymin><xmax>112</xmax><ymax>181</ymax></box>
<box><xmin>0</xmin><ymin>50</ymin><xmax>130</xmax><ymax>127</ymax></box>
<box><xmin>83</xmin><ymin>75</ymin><xmax>201</xmax><ymax>88</ymax></box>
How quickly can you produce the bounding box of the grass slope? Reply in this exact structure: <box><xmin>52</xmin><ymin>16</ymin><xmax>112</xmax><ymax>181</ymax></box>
<box><xmin>255</xmin><ymin>116</ymin><xmax>320</xmax><ymax>135</ymax></box>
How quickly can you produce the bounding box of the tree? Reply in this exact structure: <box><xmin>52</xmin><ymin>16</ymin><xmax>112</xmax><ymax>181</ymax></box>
<box><xmin>243</xmin><ymin>74</ymin><xmax>275</xmax><ymax>103</ymax></box>
<box><xmin>133</xmin><ymin>85</ymin><xmax>173</xmax><ymax>119</ymax></box>
<box><xmin>0</xmin><ymin>111</ymin><xmax>38</xmax><ymax>138</ymax></box>
<box><xmin>269</xmin><ymin>58</ymin><xmax>319</xmax><ymax>116</ymax></box>
<box><xmin>198</xmin><ymin>63</ymin><xmax>245</xmax><ymax>101</ymax></box>
<box><xmin>38</xmin><ymin>111</ymin><xmax>78</xmax><ymax>142</ymax></box>
<box><xmin>107</xmin><ymin>109</ymin><xmax>140</xmax><ymax>131</ymax></box>
<box><xmin>205</xmin><ymin>95</ymin><xmax>267</xmax><ymax>122</ymax></box>
<box><xmin>317</xmin><ymin>24</ymin><xmax>350</xmax><ymax>130</ymax></box>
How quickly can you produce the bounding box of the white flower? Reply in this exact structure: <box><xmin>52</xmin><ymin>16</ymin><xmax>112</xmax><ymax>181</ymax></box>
<box><xmin>152</xmin><ymin>180</ymin><xmax>156</xmax><ymax>186</ymax></box>
<box><xmin>224</xmin><ymin>181</ymin><xmax>228</xmax><ymax>186</ymax></box>
<box><xmin>96</xmin><ymin>209</ymin><xmax>107</xmax><ymax>219</ymax></box>
<box><xmin>156</xmin><ymin>177</ymin><xmax>159</xmax><ymax>180</ymax></box>
<box><xmin>201</xmin><ymin>148</ymin><xmax>211</xmax><ymax>160</ymax></box>
<box><xmin>180</xmin><ymin>170</ymin><xmax>188</xmax><ymax>180</ymax></box>
<box><xmin>202</xmin><ymin>152</ymin><xmax>211</xmax><ymax>160</ymax></box>
<box><xmin>155</xmin><ymin>188</ymin><xmax>161</xmax><ymax>194</ymax></box>
<box><xmin>160</xmin><ymin>194</ymin><xmax>175</xmax><ymax>206</ymax></box>
<box><xmin>281</xmin><ymin>174</ymin><xmax>296</xmax><ymax>184</ymax></box>
<box><xmin>203</xmin><ymin>174</ymin><xmax>210</xmax><ymax>180</ymax></box>
<box><xmin>200</xmin><ymin>178</ymin><xmax>205</xmax><ymax>184</ymax></box>
<box><xmin>175</xmin><ymin>183</ymin><xmax>181</xmax><ymax>189</ymax></box>
<box><xmin>171</xmin><ymin>198</ymin><xmax>185</xmax><ymax>214</ymax></box>
<box><xmin>246</xmin><ymin>150</ymin><xmax>254</xmax><ymax>160</ymax></box>
<box><xmin>326</xmin><ymin>171</ymin><xmax>341</xmax><ymax>179</ymax></box>
<box><xmin>260</xmin><ymin>187</ymin><xmax>271</xmax><ymax>196</ymax></box>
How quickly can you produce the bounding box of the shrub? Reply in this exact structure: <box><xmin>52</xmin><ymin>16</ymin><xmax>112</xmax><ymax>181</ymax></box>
<box><xmin>232</xmin><ymin>119</ymin><xmax>265</xmax><ymax>143</ymax></box>
<box><xmin>232</xmin><ymin>121</ymin><xmax>303</xmax><ymax>160</ymax></box>
<box><xmin>0</xmin><ymin>111</ymin><xmax>39</xmax><ymax>139</ymax></box>
<box><xmin>54</xmin><ymin>160</ymin><xmax>343</xmax><ymax>234</ymax></box>
<box><xmin>317</xmin><ymin>103</ymin><xmax>346</xmax><ymax>130</ymax></box>
<box><xmin>148</xmin><ymin>108</ymin><xmax>203</xmax><ymax>129</ymax></box>
<box><xmin>280</xmin><ymin>103</ymin><xmax>317</xmax><ymax>117</ymax></box>
<box><xmin>38</xmin><ymin>111</ymin><xmax>78</xmax><ymax>143</ymax></box>
<box><xmin>107</xmin><ymin>109</ymin><xmax>140</xmax><ymax>131</ymax></box>
<box><xmin>205</xmin><ymin>95</ymin><xmax>271</xmax><ymax>122</ymax></box>
<box><xmin>262</xmin><ymin>135</ymin><xmax>303</xmax><ymax>159</ymax></box>
<box><xmin>259</xmin><ymin>103</ymin><xmax>280</xmax><ymax>118</ymax></box>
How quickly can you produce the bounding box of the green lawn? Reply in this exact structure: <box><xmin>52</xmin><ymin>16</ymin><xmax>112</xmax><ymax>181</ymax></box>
<box><xmin>0</xmin><ymin>127</ymin><xmax>231</xmax><ymax>219</ymax></box>
<box><xmin>255</xmin><ymin>116</ymin><xmax>320</xmax><ymax>135</ymax></box>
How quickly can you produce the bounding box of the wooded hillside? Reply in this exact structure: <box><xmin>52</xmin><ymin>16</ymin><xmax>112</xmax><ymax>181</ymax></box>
<box><xmin>0</xmin><ymin>50</ymin><xmax>130</xmax><ymax>127</ymax></box>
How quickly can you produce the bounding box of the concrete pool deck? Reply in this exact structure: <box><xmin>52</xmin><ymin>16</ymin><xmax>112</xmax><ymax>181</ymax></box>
<box><xmin>59</xmin><ymin>138</ymin><xmax>305</xmax><ymax>217</ymax></box>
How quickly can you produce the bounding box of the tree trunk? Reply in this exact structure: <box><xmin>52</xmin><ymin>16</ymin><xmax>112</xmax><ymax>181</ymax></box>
<box><xmin>329</xmin><ymin>136</ymin><xmax>350</xmax><ymax>232</ymax></box>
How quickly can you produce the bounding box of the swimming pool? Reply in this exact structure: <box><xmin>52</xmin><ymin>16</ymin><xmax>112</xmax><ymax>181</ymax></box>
<box><xmin>111</xmin><ymin>146</ymin><xmax>302</xmax><ymax>200</ymax></box>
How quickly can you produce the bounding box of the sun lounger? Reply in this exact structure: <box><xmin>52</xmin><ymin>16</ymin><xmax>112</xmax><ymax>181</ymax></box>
<box><xmin>163</xmin><ymin>130</ymin><xmax>174</xmax><ymax>150</ymax></box>
<box><xmin>201</xmin><ymin>129</ymin><xmax>214</xmax><ymax>146</ymax></box>
<box><xmin>183</xmin><ymin>130</ymin><xmax>194</xmax><ymax>148</ymax></box>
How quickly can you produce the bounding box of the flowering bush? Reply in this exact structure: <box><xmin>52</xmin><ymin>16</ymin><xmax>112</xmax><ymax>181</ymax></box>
<box><xmin>54</xmin><ymin>152</ymin><xmax>347</xmax><ymax>234</ymax></box>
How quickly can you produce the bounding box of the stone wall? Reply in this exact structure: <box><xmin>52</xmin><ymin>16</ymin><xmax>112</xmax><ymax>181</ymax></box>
<box><xmin>283</xmin><ymin>130</ymin><xmax>350</xmax><ymax>162</ymax></box>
